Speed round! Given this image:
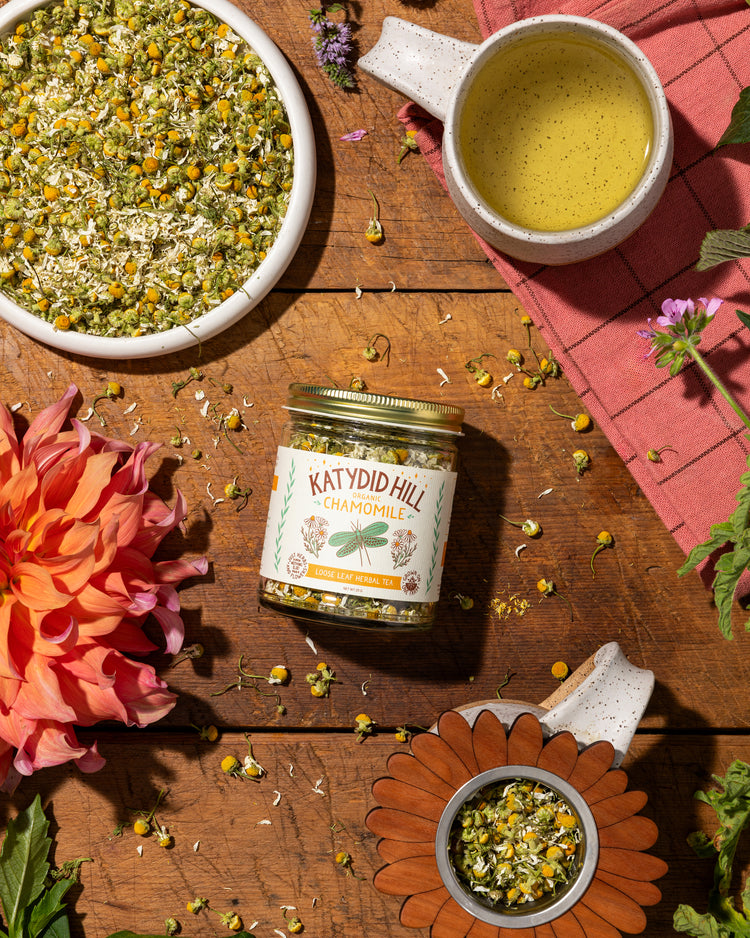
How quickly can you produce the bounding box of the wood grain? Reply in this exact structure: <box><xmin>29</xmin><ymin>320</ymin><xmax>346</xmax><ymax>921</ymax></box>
<box><xmin>0</xmin><ymin>733</ymin><xmax>743</xmax><ymax>937</ymax></box>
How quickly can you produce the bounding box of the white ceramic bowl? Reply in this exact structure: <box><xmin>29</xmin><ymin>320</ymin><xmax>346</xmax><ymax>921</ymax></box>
<box><xmin>0</xmin><ymin>0</ymin><xmax>316</xmax><ymax>358</ymax></box>
<box><xmin>361</xmin><ymin>15</ymin><xmax>673</xmax><ymax>265</ymax></box>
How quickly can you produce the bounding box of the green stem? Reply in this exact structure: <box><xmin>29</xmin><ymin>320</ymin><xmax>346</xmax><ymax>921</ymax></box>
<box><xmin>689</xmin><ymin>346</ymin><xmax>750</xmax><ymax>432</ymax></box>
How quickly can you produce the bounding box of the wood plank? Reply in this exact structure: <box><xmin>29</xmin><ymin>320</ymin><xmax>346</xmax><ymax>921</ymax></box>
<box><xmin>0</xmin><ymin>289</ymin><xmax>746</xmax><ymax>734</ymax></box>
<box><xmin>0</xmin><ymin>732</ymin><xmax>739</xmax><ymax>938</ymax></box>
<box><xmin>252</xmin><ymin>0</ymin><xmax>504</xmax><ymax>290</ymax></box>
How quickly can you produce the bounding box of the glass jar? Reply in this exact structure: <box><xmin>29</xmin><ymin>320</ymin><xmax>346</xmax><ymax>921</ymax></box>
<box><xmin>258</xmin><ymin>383</ymin><xmax>464</xmax><ymax>630</ymax></box>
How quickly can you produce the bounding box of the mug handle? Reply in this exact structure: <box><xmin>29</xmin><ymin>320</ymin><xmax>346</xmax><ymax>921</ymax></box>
<box><xmin>358</xmin><ymin>17</ymin><xmax>476</xmax><ymax>123</ymax></box>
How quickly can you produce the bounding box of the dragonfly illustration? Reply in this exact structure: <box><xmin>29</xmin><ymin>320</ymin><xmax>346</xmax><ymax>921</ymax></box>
<box><xmin>328</xmin><ymin>520</ymin><xmax>389</xmax><ymax>565</ymax></box>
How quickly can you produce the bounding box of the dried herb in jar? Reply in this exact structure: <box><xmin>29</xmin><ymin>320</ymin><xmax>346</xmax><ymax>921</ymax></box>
<box><xmin>259</xmin><ymin>384</ymin><xmax>463</xmax><ymax>631</ymax></box>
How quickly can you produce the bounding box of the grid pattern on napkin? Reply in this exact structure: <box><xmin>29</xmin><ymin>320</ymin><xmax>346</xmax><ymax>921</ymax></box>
<box><xmin>399</xmin><ymin>0</ymin><xmax>750</xmax><ymax>574</ymax></box>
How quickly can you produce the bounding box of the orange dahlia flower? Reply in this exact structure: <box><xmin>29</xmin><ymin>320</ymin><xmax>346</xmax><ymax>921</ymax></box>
<box><xmin>0</xmin><ymin>385</ymin><xmax>207</xmax><ymax>792</ymax></box>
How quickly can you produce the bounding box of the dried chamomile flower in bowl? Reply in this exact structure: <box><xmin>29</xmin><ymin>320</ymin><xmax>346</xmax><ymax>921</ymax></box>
<box><xmin>0</xmin><ymin>0</ymin><xmax>315</xmax><ymax>358</ymax></box>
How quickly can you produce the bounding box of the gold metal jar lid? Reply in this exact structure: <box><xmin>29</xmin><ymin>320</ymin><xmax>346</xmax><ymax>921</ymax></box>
<box><xmin>285</xmin><ymin>383</ymin><xmax>464</xmax><ymax>435</ymax></box>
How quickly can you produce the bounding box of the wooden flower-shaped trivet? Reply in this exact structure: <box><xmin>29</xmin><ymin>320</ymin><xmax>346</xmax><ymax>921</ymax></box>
<box><xmin>366</xmin><ymin>709</ymin><xmax>667</xmax><ymax>938</ymax></box>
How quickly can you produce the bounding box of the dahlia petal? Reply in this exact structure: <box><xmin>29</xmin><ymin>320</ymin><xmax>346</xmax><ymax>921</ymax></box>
<box><xmin>112</xmin><ymin>656</ymin><xmax>176</xmax><ymax>727</ymax></box>
<box><xmin>53</xmin><ymin>648</ymin><xmax>175</xmax><ymax>726</ymax></box>
<box><xmin>91</xmin><ymin>516</ymin><xmax>120</xmax><ymax>574</ymax></box>
<box><xmin>50</xmin><ymin>451</ymin><xmax>121</xmax><ymax>518</ymax></box>
<box><xmin>23</xmin><ymin>384</ymin><xmax>78</xmax><ymax>456</ymax></box>
<box><xmin>129</xmin><ymin>591</ymin><xmax>158</xmax><ymax>615</ymax></box>
<box><xmin>0</xmin><ymin>599</ymin><xmax>21</xmax><ymax>679</ymax></box>
<box><xmin>38</xmin><ymin>612</ymin><xmax>77</xmax><ymax>647</ymax></box>
<box><xmin>27</xmin><ymin>514</ymin><xmax>98</xmax><ymax>591</ymax></box>
<box><xmin>0</xmin><ymin>743</ymin><xmax>19</xmax><ymax>794</ymax></box>
<box><xmin>12</xmin><ymin>562</ymin><xmax>71</xmax><ymax>611</ymax></box>
<box><xmin>0</xmin><ymin>464</ymin><xmax>41</xmax><ymax>522</ymax></box>
<box><xmin>155</xmin><ymin>583</ymin><xmax>180</xmax><ymax>612</ymax></box>
<box><xmin>12</xmin><ymin>655</ymin><xmax>77</xmax><ymax>722</ymax></box>
<box><xmin>75</xmin><ymin>739</ymin><xmax>106</xmax><ymax>773</ymax></box>
<box><xmin>101</xmin><ymin>620</ymin><xmax>158</xmax><ymax>655</ymax></box>
<box><xmin>132</xmin><ymin>489</ymin><xmax>188</xmax><ymax>557</ymax></box>
<box><xmin>69</xmin><ymin>417</ymin><xmax>92</xmax><ymax>453</ymax></box>
<box><xmin>0</xmin><ymin>675</ymin><xmax>20</xmax><ymax>710</ymax></box>
<box><xmin>98</xmin><ymin>492</ymin><xmax>147</xmax><ymax>547</ymax></box>
<box><xmin>14</xmin><ymin>720</ymin><xmax>93</xmax><ymax>774</ymax></box>
<box><xmin>155</xmin><ymin>555</ymin><xmax>209</xmax><ymax>582</ymax></box>
<box><xmin>149</xmin><ymin>603</ymin><xmax>185</xmax><ymax>654</ymax></box>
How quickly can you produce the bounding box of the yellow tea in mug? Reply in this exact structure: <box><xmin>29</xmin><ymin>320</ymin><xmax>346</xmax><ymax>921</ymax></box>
<box><xmin>459</xmin><ymin>32</ymin><xmax>654</xmax><ymax>232</ymax></box>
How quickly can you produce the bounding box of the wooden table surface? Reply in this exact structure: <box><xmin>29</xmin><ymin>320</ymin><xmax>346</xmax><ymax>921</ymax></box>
<box><xmin>1</xmin><ymin>0</ymin><xmax>748</xmax><ymax>936</ymax></box>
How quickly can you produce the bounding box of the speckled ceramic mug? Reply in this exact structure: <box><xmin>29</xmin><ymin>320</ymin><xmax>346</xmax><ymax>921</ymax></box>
<box><xmin>359</xmin><ymin>16</ymin><xmax>673</xmax><ymax>265</ymax></box>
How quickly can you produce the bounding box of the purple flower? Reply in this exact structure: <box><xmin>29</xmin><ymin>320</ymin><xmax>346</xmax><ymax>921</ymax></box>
<box><xmin>698</xmin><ymin>297</ymin><xmax>723</xmax><ymax>318</ymax></box>
<box><xmin>657</xmin><ymin>298</ymin><xmax>693</xmax><ymax>327</ymax></box>
<box><xmin>308</xmin><ymin>10</ymin><xmax>356</xmax><ymax>89</ymax></box>
<box><xmin>340</xmin><ymin>129</ymin><xmax>368</xmax><ymax>142</ymax></box>
<box><xmin>636</xmin><ymin>318</ymin><xmax>656</xmax><ymax>340</ymax></box>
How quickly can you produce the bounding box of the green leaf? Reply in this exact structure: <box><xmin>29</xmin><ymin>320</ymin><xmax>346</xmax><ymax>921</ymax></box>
<box><xmin>38</xmin><ymin>913</ymin><xmax>70</xmax><ymax>938</ymax></box>
<box><xmin>678</xmin><ymin>523</ymin><xmax>735</xmax><ymax>575</ymax></box>
<box><xmin>28</xmin><ymin>878</ymin><xmax>74</xmax><ymax>937</ymax></box>
<box><xmin>737</xmin><ymin>309</ymin><xmax>750</xmax><ymax>330</ymax></box>
<box><xmin>678</xmin><ymin>762</ymin><xmax>750</xmax><ymax>938</ymax></box>
<box><xmin>696</xmin><ymin>226</ymin><xmax>750</xmax><ymax>271</ymax></box>
<box><xmin>0</xmin><ymin>795</ymin><xmax>51</xmax><ymax>938</ymax></box>
<box><xmin>712</xmin><ymin>553</ymin><xmax>749</xmax><ymax>639</ymax></box>
<box><xmin>673</xmin><ymin>904</ymin><xmax>727</xmax><ymax>937</ymax></box>
<box><xmin>717</xmin><ymin>86</ymin><xmax>750</xmax><ymax>147</ymax></box>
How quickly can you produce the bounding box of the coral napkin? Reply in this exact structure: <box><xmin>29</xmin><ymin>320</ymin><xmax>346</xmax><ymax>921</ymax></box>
<box><xmin>399</xmin><ymin>0</ymin><xmax>750</xmax><ymax>580</ymax></box>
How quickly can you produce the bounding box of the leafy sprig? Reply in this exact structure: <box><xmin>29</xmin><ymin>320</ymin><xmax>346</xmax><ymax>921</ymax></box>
<box><xmin>0</xmin><ymin>795</ymin><xmax>87</xmax><ymax>938</ymax></box>
<box><xmin>639</xmin><ymin>300</ymin><xmax>750</xmax><ymax>639</ymax></box>
<box><xmin>673</xmin><ymin>760</ymin><xmax>750</xmax><ymax>937</ymax></box>
<box><xmin>697</xmin><ymin>86</ymin><xmax>750</xmax><ymax>270</ymax></box>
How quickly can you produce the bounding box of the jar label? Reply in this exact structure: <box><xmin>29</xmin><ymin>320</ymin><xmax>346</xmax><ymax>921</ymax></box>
<box><xmin>260</xmin><ymin>447</ymin><xmax>458</xmax><ymax>603</ymax></box>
